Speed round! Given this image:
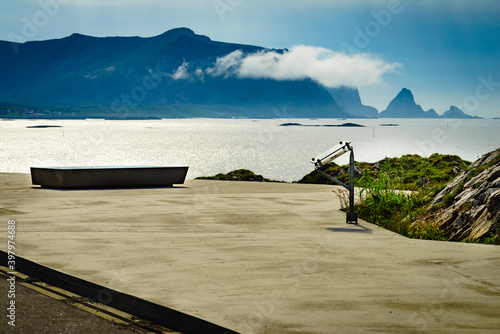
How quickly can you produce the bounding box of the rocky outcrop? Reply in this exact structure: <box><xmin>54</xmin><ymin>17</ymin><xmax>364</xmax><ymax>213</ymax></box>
<box><xmin>379</xmin><ymin>88</ymin><xmax>440</xmax><ymax>118</ymax></box>
<box><xmin>328</xmin><ymin>86</ymin><xmax>379</xmax><ymax>118</ymax></box>
<box><xmin>442</xmin><ymin>105</ymin><xmax>483</xmax><ymax>119</ymax></box>
<box><xmin>429</xmin><ymin>148</ymin><xmax>500</xmax><ymax>242</ymax></box>
<box><xmin>195</xmin><ymin>169</ymin><xmax>280</xmax><ymax>182</ymax></box>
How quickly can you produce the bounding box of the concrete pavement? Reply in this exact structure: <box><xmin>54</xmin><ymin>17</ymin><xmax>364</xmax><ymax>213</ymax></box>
<box><xmin>1</xmin><ymin>172</ymin><xmax>499</xmax><ymax>333</ymax></box>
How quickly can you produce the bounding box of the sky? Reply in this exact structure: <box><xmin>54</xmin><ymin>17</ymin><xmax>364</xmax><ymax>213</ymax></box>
<box><xmin>1</xmin><ymin>0</ymin><xmax>499</xmax><ymax>117</ymax></box>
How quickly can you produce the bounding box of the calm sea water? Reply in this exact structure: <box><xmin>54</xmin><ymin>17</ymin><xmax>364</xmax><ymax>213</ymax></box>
<box><xmin>1</xmin><ymin>118</ymin><xmax>499</xmax><ymax>182</ymax></box>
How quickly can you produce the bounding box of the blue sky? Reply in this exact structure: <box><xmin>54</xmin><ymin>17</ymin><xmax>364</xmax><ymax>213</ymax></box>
<box><xmin>1</xmin><ymin>0</ymin><xmax>499</xmax><ymax>117</ymax></box>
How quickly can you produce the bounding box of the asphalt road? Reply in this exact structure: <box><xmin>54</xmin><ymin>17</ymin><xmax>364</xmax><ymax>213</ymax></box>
<box><xmin>0</xmin><ymin>273</ymin><xmax>143</xmax><ymax>334</ymax></box>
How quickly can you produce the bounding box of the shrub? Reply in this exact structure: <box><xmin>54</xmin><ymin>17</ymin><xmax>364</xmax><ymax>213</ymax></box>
<box><xmin>408</xmin><ymin>211</ymin><xmax>446</xmax><ymax>240</ymax></box>
<box><xmin>353</xmin><ymin>170</ymin><xmax>448</xmax><ymax>240</ymax></box>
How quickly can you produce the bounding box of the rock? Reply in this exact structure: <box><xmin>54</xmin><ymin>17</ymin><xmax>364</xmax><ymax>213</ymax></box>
<box><xmin>428</xmin><ymin>148</ymin><xmax>500</xmax><ymax>242</ymax></box>
<box><xmin>452</xmin><ymin>166</ymin><xmax>462</xmax><ymax>175</ymax></box>
<box><xmin>196</xmin><ymin>169</ymin><xmax>278</xmax><ymax>182</ymax></box>
<box><xmin>279</xmin><ymin>122</ymin><xmax>303</xmax><ymax>127</ymax></box>
<box><xmin>431</xmin><ymin>172</ymin><xmax>467</xmax><ymax>205</ymax></box>
<box><xmin>419</xmin><ymin>176</ymin><xmax>430</xmax><ymax>187</ymax></box>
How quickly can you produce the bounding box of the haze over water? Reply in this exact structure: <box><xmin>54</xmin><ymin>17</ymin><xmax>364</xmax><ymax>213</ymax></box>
<box><xmin>1</xmin><ymin>118</ymin><xmax>499</xmax><ymax>182</ymax></box>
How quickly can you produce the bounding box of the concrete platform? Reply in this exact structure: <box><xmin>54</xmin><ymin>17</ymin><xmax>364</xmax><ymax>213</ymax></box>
<box><xmin>30</xmin><ymin>166</ymin><xmax>188</xmax><ymax>189</ymax></box>
<box><xmin>1</xmin><ymin>173</ymin><xmax>499</xmax><ymax>333</ymax></box>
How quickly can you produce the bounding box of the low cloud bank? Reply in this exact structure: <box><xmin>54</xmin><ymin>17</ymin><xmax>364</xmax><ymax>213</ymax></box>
<box><xmin>173</xmin><ymin>45</ymin><xmax>402</xmax><ymax>88</ymax></box>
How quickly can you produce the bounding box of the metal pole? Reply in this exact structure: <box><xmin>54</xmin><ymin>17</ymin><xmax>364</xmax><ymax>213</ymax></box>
<box><xmin>347</xmin><ymin>149</ymin><xmax>358</xmax><ymax>224</ymax></box>
<box><xmin>312</xmin><ymin>142</ymin><xmax>357</xmax><ymax>224</ymax></box>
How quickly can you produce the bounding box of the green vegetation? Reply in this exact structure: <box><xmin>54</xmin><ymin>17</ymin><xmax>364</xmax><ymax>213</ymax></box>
<box><xmin>196</xmin><ymin>169</ymin><xmax>282</xmax><ymax>182</ymax></box>
<box><xmin>301</xmin><ymin>153</ymin><xmax>472</xmax><ymax>242</ymax></box>
<box><xmin>482</xmin><ymin>227</ymin><xmax>500</xmax><ymax>245</ymax></box>
<box><xmin>332</xmin><ymin>170</ymin><xmax>447</xmax><ymax>240</ymax></box>
<box><xmin>298</xmin><ymin>153</ymin><xmax>470</xmax><ymax>190</ymax></box>
<box><xmin>442</xmin><ymin>184</ymin><xmax>463</xmax><ymax>207</ymax></box>
<box><xmin>352</xmin><ymin>171</ymin><xmax>447</xmax><ymax>240</ymax></box>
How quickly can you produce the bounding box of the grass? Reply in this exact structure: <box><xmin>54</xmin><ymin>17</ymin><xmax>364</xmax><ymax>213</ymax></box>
<box><xmin>482</xmin><ymin>227</ymin><xmax>500</xmax><ymax>245</ymax></box>
<box><xmin>298</xmin><ymin>153</ymin><xmax>470</xmax><ymax>191</ymax></box>
<box><xmin>300</xmin><ymin>154</ymin><xmax>463</xmax><ymax>240</ymax></box>
<box><xmin>350</xmin><ymin>171</ymin><xmax>448</xmax><ymax>240</ymax></box>
<box><xmin>298</xmin><ymin>153</ymin><xmax>474</xmax><ymax>241</ymax></box>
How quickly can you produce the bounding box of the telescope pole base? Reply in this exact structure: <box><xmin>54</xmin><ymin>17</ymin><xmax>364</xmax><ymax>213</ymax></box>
<box><xmin>346</xmin><ymin>212</ymin><xmax>358</xmax><ymax>224</ymax></box>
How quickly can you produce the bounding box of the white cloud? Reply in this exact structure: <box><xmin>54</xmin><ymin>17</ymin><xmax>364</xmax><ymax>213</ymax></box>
<box><xmin>206</xmin><ymin>50</ymin><xmax>244</xmax><ymax>78</ymax></box>
<box><xmin>194</xmin><ymin>68</ymin><xmax>204</xmax><ymax>80</ymax></box>
<box><xmin>208</xmin><ymin>46</ymin><xmax>402</xmax><ymax>88</ymax></box>
<box><xmin>171</xmin><ymin>61</ymin><xmax>191</xmax><ymax>80</ymax></box>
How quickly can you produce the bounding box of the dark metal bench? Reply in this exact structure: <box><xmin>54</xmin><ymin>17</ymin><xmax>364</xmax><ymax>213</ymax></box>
<box><xmin>30</xmin><ymin>166</ymin><xmax>189</xmax><ymax>189</ymax></box>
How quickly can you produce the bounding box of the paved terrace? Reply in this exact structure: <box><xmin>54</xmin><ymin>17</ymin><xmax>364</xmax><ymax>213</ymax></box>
<box><xmin>0</xmin><ymin>173</ymin><xmax>499</xmax><ymax>333</ymax></box>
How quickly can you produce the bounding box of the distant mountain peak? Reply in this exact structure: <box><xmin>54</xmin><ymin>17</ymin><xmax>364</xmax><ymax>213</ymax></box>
<box><xmin>395</xmin><ymin>88</ymin><xmax>415</xmax><ymax>101</ymax></box>
<box><xmin>443</xmin><ymin>105</ymin><xmax>482</xmax><ymax>119</ymax></box>
<box><xmin>425</xmin><ymin>108</ymin><xmax>440</xmax><ymax>118</ymax></box>
<box><xmin>379</xmin><ymin>88</ymin><xmax>438</xmax><ymax>118</ymax></box>
<box><xmin>67</xmin><ymin>32</ymin><xmax>92</xmax><ymax>40</ymax></box>
<box><xmin>154</xmin><ymin>27</ymin><xmax>211</xmax><ymax>42</ymax></box>
<box><xmin>161</xmin><ymin>27</ymin><xmax>195</xmax><ymax>36</ymax></box>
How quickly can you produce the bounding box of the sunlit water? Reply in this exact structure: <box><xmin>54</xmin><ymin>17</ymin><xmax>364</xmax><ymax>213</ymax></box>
<box><xmin>1</xmin><ymin>118</ymin><xmax>499</xmax><ymax>182</ymax></box>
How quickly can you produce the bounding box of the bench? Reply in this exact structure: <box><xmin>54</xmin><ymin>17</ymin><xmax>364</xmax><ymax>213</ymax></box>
<box><xmin>30</xmin><ymin>166</ymin><xmax>189</xmax><ymax>189</ymax></box>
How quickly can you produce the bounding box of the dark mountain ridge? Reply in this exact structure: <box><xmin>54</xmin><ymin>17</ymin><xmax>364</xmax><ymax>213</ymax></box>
<box><xmin>442</xmin><ymin>105</ymin><xmax>482</xmax><ymax>119</ymax></box>
<box><xmin>0</xmin><ymin>28</ymin><xmax>348</xmax><ymax>118</ymax></box>
<box><xmin>0</xmin><ymin>28</ymin><xmax>486</xmax><ymax>119</ymax></box>
<box><xmin>328</xmin><ymin>86</ymin><xmax>379</xmax><ymax>118</ymax></box>
<box><xmin>378</xmin><ymin>88</ymin><xmax>483</xmax><ymax>119</ymax></box>
<box><xmin>379</xmin><ymin>88</ymin><xmax>439</xmax><ymax>118</ymax></box>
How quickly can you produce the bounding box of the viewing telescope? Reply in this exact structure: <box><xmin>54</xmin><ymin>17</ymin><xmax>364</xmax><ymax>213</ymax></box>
<box><xmin>311</xmin><ymin>141</ymin><xmax>352</xmax><ymax>168</ymax></box>
<box><xmin>310</xmin><ymin>141</ymin><xmax>357</xmax><ymax>224</ymax></box>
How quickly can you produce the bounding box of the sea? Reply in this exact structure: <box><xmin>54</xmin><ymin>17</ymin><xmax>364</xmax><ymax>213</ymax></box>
<box><xmin>1</xmin><ymin>118</ymin><xmax>499</xmax><ymax>182</ymax></box>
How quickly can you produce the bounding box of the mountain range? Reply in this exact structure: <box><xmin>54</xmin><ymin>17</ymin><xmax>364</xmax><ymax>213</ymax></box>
<box><xmin>0</xmin><ymin>28</ymin><xmax>483</xmax><ymax>119</ymax></box>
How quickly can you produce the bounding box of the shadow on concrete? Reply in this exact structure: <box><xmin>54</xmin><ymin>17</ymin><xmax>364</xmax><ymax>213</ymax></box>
<box><xmin>327</xmin><ymin>224</ymin><xmax>372</xmax><ymax>234</ymax></box>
